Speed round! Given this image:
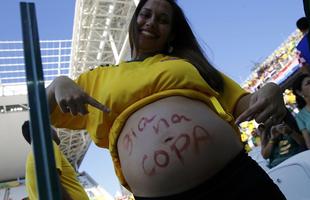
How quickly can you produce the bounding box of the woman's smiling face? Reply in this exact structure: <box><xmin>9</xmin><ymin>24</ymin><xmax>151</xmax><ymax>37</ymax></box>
<box><xmin>136</xmin><ymin>0</ymin><xmax>173</xmax><ymax>56</ymax></box>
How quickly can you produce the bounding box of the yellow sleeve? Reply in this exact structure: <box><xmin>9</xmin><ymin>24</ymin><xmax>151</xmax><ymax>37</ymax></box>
<box><xmin>52</xmin><ymin>141</ymin><xmax>62</xmax><ymax>174</ymax></box>
<box><xmin>25</xmin><ymin>152</ymin><xmax>37</xmax><ymax>200</ymax></box>
<box><xmin>25</xmin><ymin>143</ymin><xmax>62</xmax><ymax>200</ymax></box>
<box><xmin>218</xmin><ymin>73</ymin><xmax>249</xmax><ymax>115</ymax></box>
<box><xmin>50</xmin><ymin>68</ymin><xmax>101</xmax><ymax>129</ymax></box>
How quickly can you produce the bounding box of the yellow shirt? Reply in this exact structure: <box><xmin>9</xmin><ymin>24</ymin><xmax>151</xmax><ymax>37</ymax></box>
<box><xmin>25</xmin><ymin>141</ymin><xmax>89</xmax><ymax>200</ymax></box>
<box><xmin>51</xmin><ymin>54</ymin><xmax>248</xmax><ymax>189</ymax></box>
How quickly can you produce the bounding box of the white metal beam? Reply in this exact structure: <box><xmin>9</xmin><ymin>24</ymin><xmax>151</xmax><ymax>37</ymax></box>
<box><xmin>70</xmin><ymin>0</ymin><xmax>137</xmax><ymax>79</ymax></box>
<box><xmin>64</xmin><ymin>0</ymin><xmax>138</xmax><ymax>169</ymax></box>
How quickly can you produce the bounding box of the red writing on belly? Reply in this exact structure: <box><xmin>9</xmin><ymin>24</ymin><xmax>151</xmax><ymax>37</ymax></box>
<box><xmin>123</xmin><ymin>113</ymin><xmax>192</xmax><ymax>156</ymax></box>
<box><xmin>142</xmin><ymin>155</ymin><xmax>156</xmax><ymax>176</ymax></box>
<box><xmin>138</xmin><ymin>115</ymin><xmax>157</xmax><ymax>132</ymax></box>
<box><xmin>123</xmin><ymin>133</ymin><xmax>133</xmax><ymax>156</ymax></box>
<box><xmin>193</xmin><ymin>125</ymin><xmax>210</xmax><ymax>153</ymax></box>
<box><xmin>136</xmin><ymin>113</ymin><xmax>192</xmax><ymax>134</ymax></box>
<box><xmin>122</xmin><ymin>128</ymin><xmax>139</xmax><ymax>155</ymax></box>
<box><xmin>171</xmin><ymin>114</ymin><xmax>191</xmax><ymax>124</ymax></box>
<box><xmin>142</xmin><ymin>124</ymin><xmax>210</xmax><ymax>176</ymax></box>
<box><xmin>152</xmin><ymin>114</ymin><xmax>192</xmax><ymax>134</ymax></box>
<box><xmin>170</xmin><ymin>134</ymin><xmax>190</xmax><ymax>164</ymax></box>
<box><xmin>154</xmin><ymin>150</ymin><xmax>170</xmax><ymax>167</ymax></box>
<box><xmin>153</xmin><ymin>118</ymin><xmax>170</xmax><ymax>134</ymax></box>
<box><xmin>131</xmin><ymin>128</ymin><xmax>137</xmax><ymax>138</ymax></box>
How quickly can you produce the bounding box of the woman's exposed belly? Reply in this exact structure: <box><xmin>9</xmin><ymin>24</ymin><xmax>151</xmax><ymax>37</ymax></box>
<box><xmin>117</xmin><ymin>96</ymin><xmax>243</xmax><ymax>197</ymax></box>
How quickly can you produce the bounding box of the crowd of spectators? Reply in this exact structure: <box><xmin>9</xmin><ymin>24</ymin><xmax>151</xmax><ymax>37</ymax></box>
<box><xmin>243</xmin><ymin>31</ymin><xmax>303</xmax><ymax>92</ymax></box>
<box><xmin>241</xmin><ymin>21</ymin><xmax>310</xmax><ymax>169</ymax></box>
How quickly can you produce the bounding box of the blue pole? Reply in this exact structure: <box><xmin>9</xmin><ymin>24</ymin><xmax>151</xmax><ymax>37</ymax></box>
<box><xmin>20</xmin><ymin>2</ymin><xmax>61</xmax><ymax>199</ymax></box>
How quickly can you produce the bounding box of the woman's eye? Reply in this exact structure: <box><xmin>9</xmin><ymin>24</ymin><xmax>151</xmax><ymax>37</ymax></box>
<box><xmin>159</xmin><ymin>18</ymin><xmax>169</xmax><ymax>24</ymax></box>
<box><xmin>139</xmin><ymin>12</ymin><xmax>150</xmax><ymax>18</ymax></box>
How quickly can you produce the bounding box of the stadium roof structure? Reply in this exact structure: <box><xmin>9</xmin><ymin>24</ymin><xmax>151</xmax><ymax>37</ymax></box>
<box><xmin>66</xmin><ymin>0</ymin><xmax>138</xmax><ymax>167</ymax></box>
<box><xmin>0</xmin><ymin>0</ymin><xmax>138</xmax><ymax>182</ymax></box>
<box><xmin>70</xmin><ymin>0</ymin><xmax>138</xmax><ymax>78</ymax></box>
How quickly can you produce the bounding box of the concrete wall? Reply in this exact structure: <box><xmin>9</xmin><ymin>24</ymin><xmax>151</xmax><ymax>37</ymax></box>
<box><xmin>0</xmin><ymin>95</ymin><xmax>30</xmax><ymax>181</ymax></box>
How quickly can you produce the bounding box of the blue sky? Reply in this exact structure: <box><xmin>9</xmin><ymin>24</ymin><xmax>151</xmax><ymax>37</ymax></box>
<box><xmin>2</xmin><ymin>0</ymin><xmax>305</xmax><ymax>196</ymax></box>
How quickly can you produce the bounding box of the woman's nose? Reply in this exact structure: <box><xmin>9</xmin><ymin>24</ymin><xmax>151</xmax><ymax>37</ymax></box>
<box><xmin>145</xmin><ymin>16</ymin><xmax>156</xmax><ymax>27</ymax></box>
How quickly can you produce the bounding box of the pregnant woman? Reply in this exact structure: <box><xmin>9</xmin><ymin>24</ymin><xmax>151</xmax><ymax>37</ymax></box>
<box><xmin>47</xmin><ymin>0</ymin><xmax>286</xmax><ymax>199</ymax></box>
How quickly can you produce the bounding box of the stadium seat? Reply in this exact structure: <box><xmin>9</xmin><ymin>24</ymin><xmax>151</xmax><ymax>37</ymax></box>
<box><xmin>267</xmin><ymin>150</ymin><xmax>310</xmax><ymax>200</ymax></box>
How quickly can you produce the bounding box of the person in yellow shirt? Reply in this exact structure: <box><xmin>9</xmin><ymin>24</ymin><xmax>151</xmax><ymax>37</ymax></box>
<box><xmin>22</xmin><ymin>121</ymin><xmax>89</xmax><ymax>200</ymax></box>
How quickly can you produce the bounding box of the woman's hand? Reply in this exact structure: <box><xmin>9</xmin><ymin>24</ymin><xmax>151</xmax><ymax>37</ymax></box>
<box><xmin>47</xmin><ymin>76</ymin><xmax>110</xmax><ymax>116</ymax></box>
<box><xmin>236</xmin><ymin>82</ymin><xmax>286</xmax><ymax>128</ymax></box>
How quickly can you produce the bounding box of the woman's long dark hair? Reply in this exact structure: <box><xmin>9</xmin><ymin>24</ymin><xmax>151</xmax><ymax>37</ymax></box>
<box><xmin>292</xmin><ymin>74</ymin><xmax>310</xmax><ymax>109</ymax></box>
<box><xmin>128</xmin><ymin>0</ymin><xmax>223</xmax><ymax>92</ymax></box>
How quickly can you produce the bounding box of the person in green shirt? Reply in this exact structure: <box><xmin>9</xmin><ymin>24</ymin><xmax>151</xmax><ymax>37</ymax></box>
<box><xmin>260</xmin><ymin>115</ymin><xmax>305</xmax><ymax>168</ymax></box>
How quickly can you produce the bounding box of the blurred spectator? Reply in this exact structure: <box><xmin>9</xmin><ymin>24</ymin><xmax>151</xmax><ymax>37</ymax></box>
<box><xmin>292</xmin><ymin>74</ymin><xmax>310</xmax><ymax>149</ymax></box>
<box><xmin>251</xmin><ymin>129</ymin><xmax>261</xmax><ymax>147</ymax></box>
<box><xmin>22</xmin><ymin>121</ymin><xmax>89</xmax><ymax>200</ymax></box>
<box><xmin>260</xmin><ymin>113</ymin><xmax>305</xmax><ymax>168</ymax></box>
<box><xmin>296</xmin><ymin>17</ymin><xmax>310</xmax><ymax>74</ymax></box>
